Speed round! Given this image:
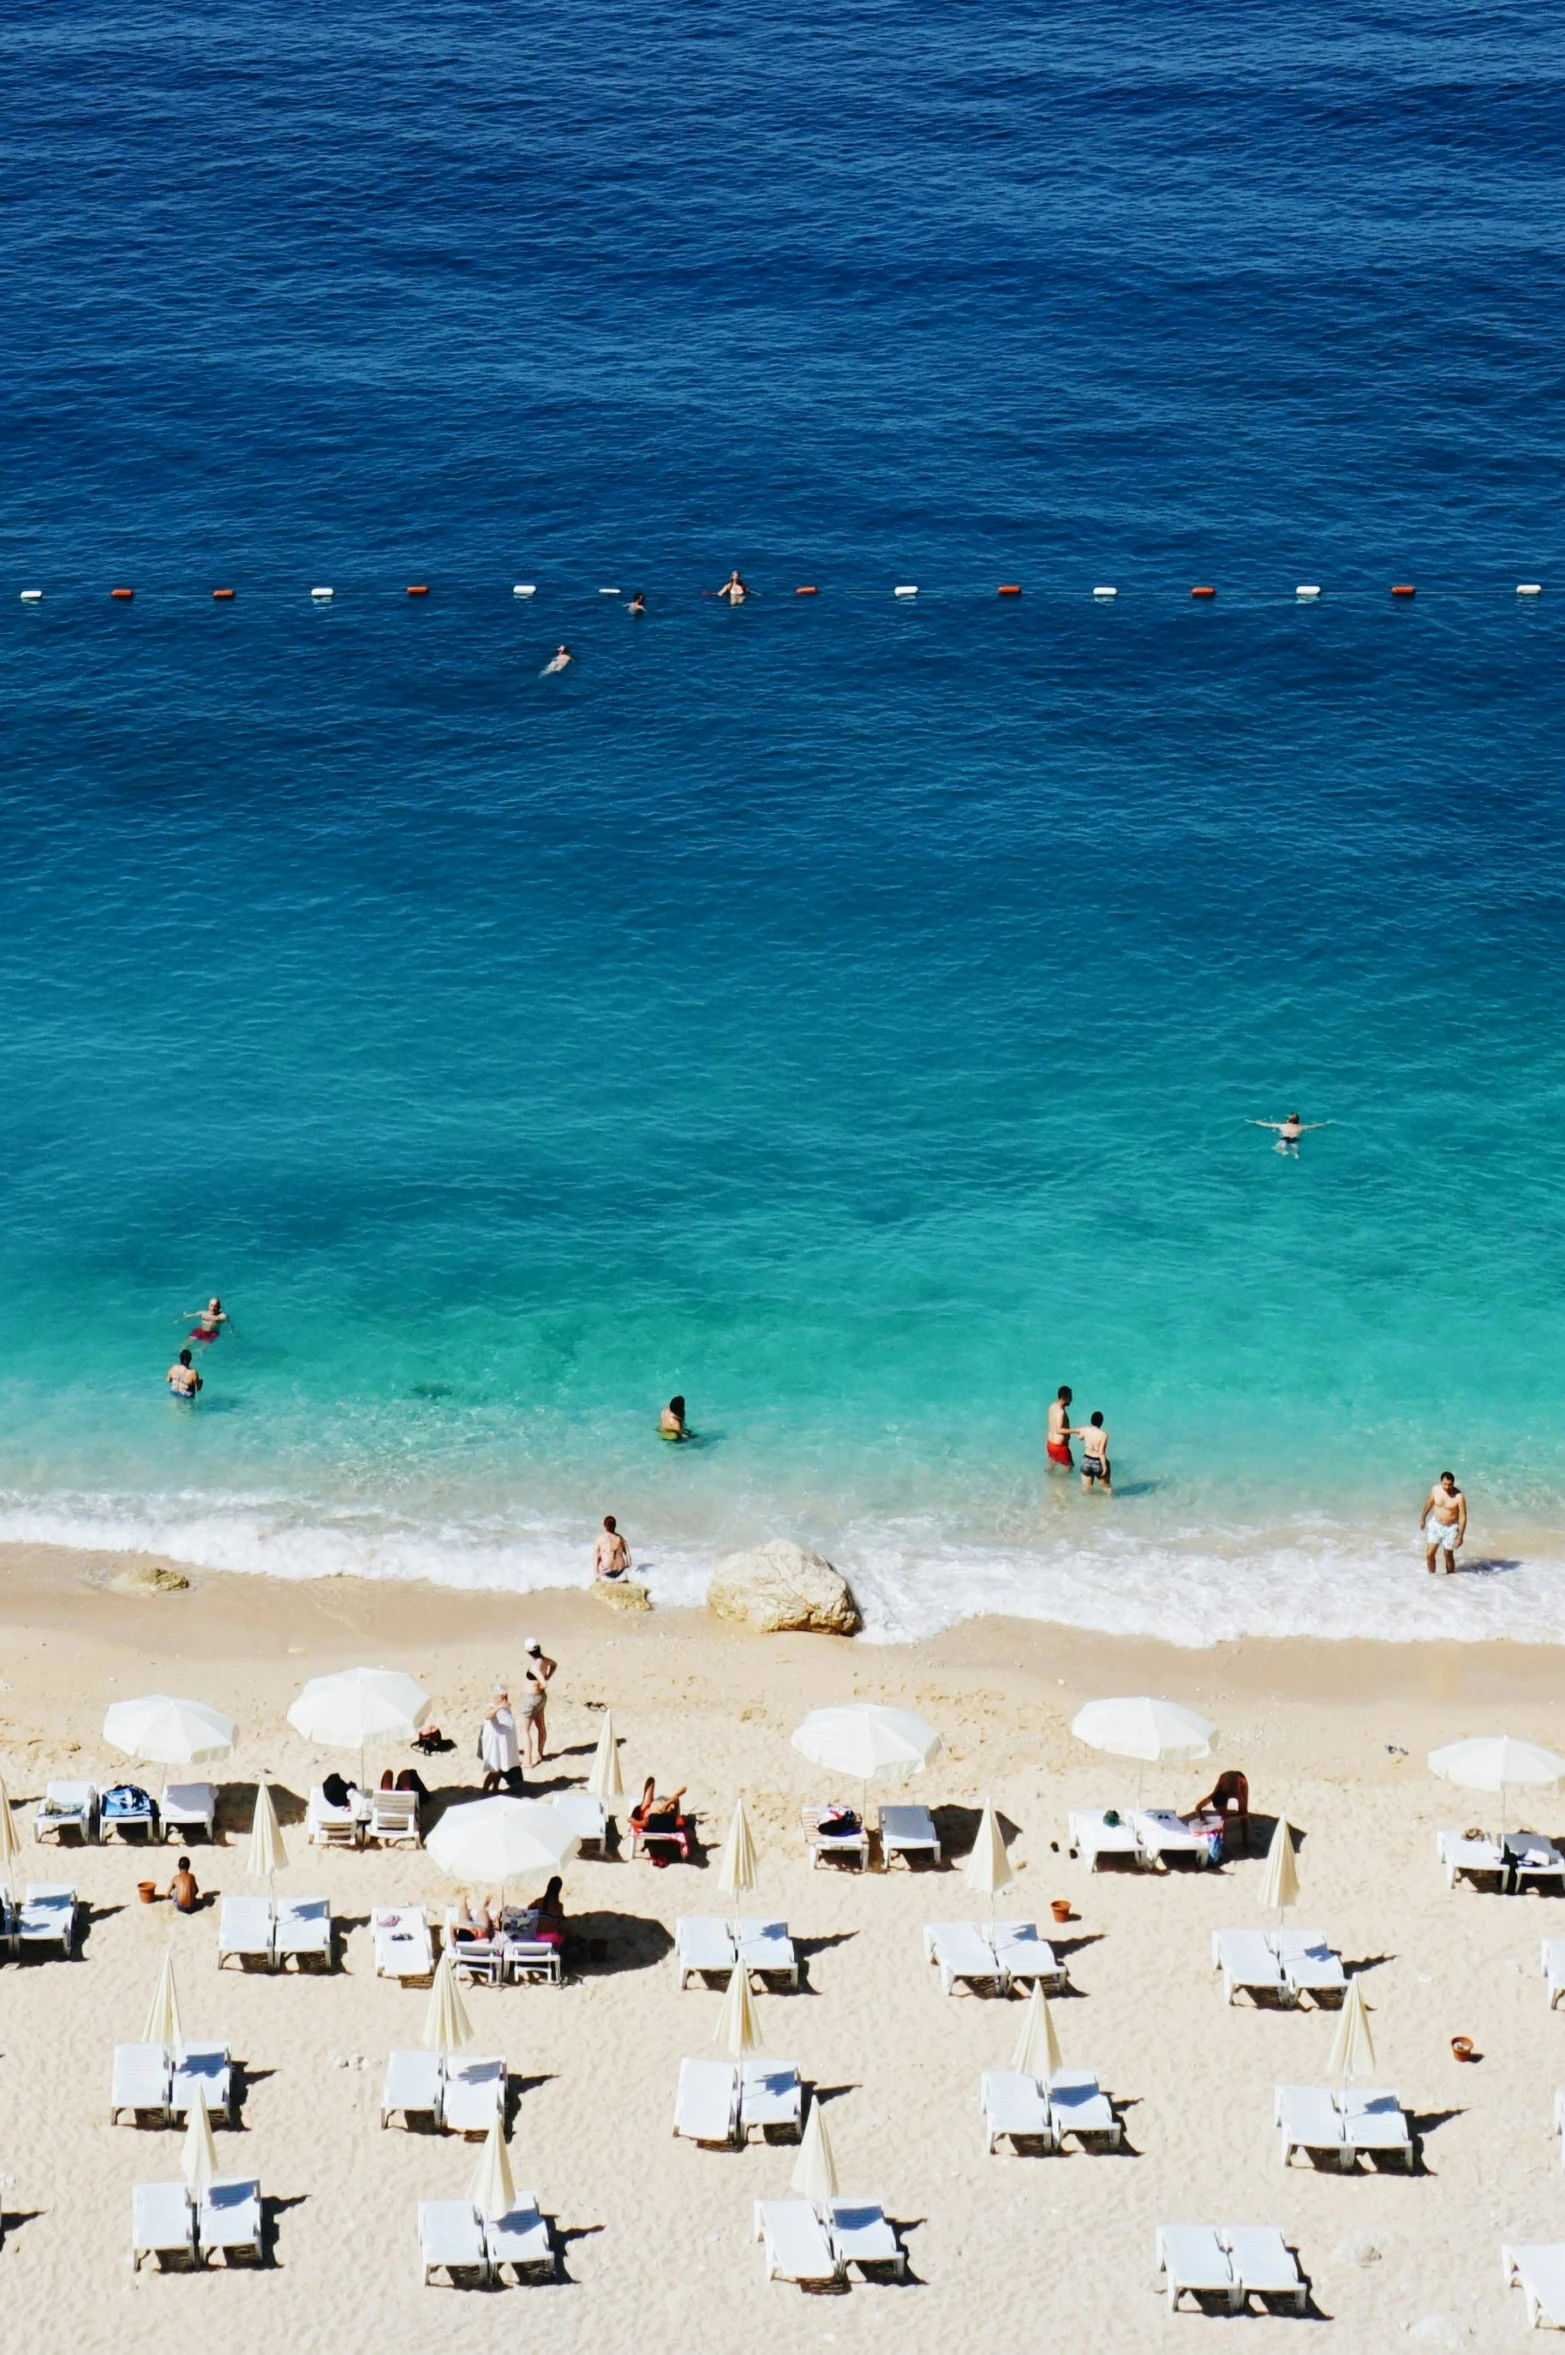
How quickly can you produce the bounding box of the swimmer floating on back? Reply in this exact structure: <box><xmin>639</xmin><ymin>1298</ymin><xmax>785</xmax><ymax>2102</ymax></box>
<box><xmin>542</xmin><ymin>644</ymin><xmax>573</xmax><ymax>674</ymax></box>
<box><xmin>1250</xmin><ymin>1112</ymin><xmax>1331</xmax><ymax>1158</ymax></box>
<box><xmin>184</xmin><ymin>1295</ymin><xmax>233</xmax><ymax>1343</ymax></box>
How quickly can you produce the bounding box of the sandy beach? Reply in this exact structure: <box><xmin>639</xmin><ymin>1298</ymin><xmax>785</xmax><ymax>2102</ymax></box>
<box><xmin>0</xmin><ymin>1540</ymin><xmax>1561</xmax><ymax>2351</ymax></box>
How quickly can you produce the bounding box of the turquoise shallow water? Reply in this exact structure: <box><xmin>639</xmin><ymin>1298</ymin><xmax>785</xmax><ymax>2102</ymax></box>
<box><xmin>2</xmin><ymin>0</ymin><xmax>1563</xmax><ymax>1640</ymax></box>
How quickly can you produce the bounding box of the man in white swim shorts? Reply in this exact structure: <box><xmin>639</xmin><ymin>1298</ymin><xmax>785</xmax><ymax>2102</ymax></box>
<box><xmin>1420</xmin><ymin>1470</ymin><xmax>1467</xmax><ymax>1573</ymax></box>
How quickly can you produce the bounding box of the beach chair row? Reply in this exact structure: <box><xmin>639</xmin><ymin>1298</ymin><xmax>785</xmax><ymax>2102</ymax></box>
<box><xmin>419</xmin><ymin>2197</ymin><xmax>553</xmax><ymax>2286</ymax></box>
<box><xmin>755</xmin><ymin>2198</ymin><xmax>906</xmax><ymax>2285</ymax></box>
<box><xmin>112</xmin><ymin>2042</ymin><xmax>232</xmax><ymax>2125</ymax></box>
<box><xmin>1439</xmin><ymin>1827</ymin><xmax>1565</xmax><ymax>1893</ymax></box>
<box><xmin>132</xmin><ymin>2178</ymin><xmax>262</xmax><ymax>2270</ymax></box>
<box><xmin>217</xmin><ymin>1894</ymin><xmax>333</xmax><ymax>1971</ymax></box>
<box><xmin>674</xmin><ymin>2057</ymin><xmax>803</xmax><ymax>2145</ymax></box>
<box><xmin>35</xmin><ymin>1779</ymin><xmax>215</xmax><ymax>1844</ymax></box>
<box><xmin>1157</xmin><ymin>2225</ymin><xmax>1307</xmax><ymax>2315</ymax></box>
<box><xmin>381</xmin><ymin>2050</ymin><xmax>506</xmax><ymax>2134</ymax></box>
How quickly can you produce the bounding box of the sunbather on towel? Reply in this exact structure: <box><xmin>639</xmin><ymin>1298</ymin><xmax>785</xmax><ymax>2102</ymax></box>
<box><xmin>630</xmin><ymin>1776</ymin><xmax>688</xmax><ymax>1864</ymax></box>
<box><xmin>321</xmin><ymin>1770</ymin><xmax>359</xmax><ymax>1811</ymax></box>
<box><xmin>449</xmin><ymin>1892</ymin><xmax>495</xmax><ymax>1943</ymax></box>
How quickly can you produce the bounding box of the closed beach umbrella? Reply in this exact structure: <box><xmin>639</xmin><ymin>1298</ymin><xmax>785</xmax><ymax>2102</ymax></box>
<box><xmin>0</xmin><ymin>1774</ymin><xmax>19</xmax><ymax>1899</ymax></box>
<box><xmin>143</xmin><ymin>1954</ymin><xmax>185</xmax><ymax>2058</ymax></box>
<box><xmin>586</xmin><ymin>1711</ymin><xmax>624</xmax><ymax>1805</ymax></box>
<box><xmin>1011</xmin><ymin>1982</ymin><xmax>1063</xmax><ymax>2082</ymax></box>
<box><xmin>791</xmin><ymin>1705</ymin><xmax>942</xmax><ymax>1782</ymax></box>
<box><xmin>246</xmin><ymin>1780</ymin><xmax>288</xmax><ymax>1885</ymax></box>
<box><xmin>1071</xmin><ymin>1696</ymin><xmax>1217</xmax><ymax>1765</ymax></box>
<box><xmin>422</xmin><ymin>1949</ymin><xmax>475</xmax><ymax>2056</ymax></box>
<box><xmin>103</xmin><ymin>1694</ymin><xmax>235</xmax><ymax>1766</ymax></box>
<box><xmin>427</xmin><ymin>1797</ymin><xmax>578</xmax><ymax>1899</ymax></box>
<box><xmin>181</xmin><ymin>2100</ymin><xmax>218</xmax><ymax>2201</ymax></box>
<box><xmin>1428</xmin><ymin>1735</ymin><xmax>1565</xmax><ymax>1833</ymax></box>
<box><xmin>466</xmin><ymin>2112</ymin><xmax>516</xmax><ymax>2219</ymax></box>
<box><xmin>714</xmin><ymin>1960</ymin><xmax>762</xmax><ymax>2057</ymax></box>
<box><xmin>1259</xmin><ymin>1818</ymin><xmax>1301</xmax><ymax>1922</ymax></box>
<box><xmin>964</xmin><ymin>1799</ymin><xmax>1012</xmax><ymax>1915</ymax></box>
<box><xmin>1325</xmin><ymin>1978</ymin><xmax>1376</xmax><ymax>2084</ymax></box>
<box><xmin>716</xmin><ymin>1796</ymin><xmax>759</xmax><ymax>1928</ymax></box>
<box><xmin>791</xmin><ymin>2097</ymin><xmax>839</xmax><ymax>2206</ymax></box>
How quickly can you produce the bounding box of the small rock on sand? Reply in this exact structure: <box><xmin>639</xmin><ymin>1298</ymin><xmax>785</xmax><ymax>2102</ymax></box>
<box><xmin>595</xmin><ymin>1578</ymin><xmax>652</xmax><ymax>1613</ymax></box>
<box><xmin>110</xmin><ymin>1564</ymin><xmax>191</xmax><ymax>1596</ymax></box>
<box><xmin>707</xmin><ymin>1540</ymin><xmax>860</xmax><ymax>1636</ymax></box>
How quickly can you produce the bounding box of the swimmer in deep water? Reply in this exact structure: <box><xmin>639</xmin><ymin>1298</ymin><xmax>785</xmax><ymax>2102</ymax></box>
<box><xmin>714</xmin><ymin>570</ymin><xmax>750</xmax><ymax>606</ymax></box>
<box><xmin>627</xmin><ymin>592</ymin><xmax>646</xmax><ymax>615</ymax></box>
<box><xmin>184</xmin><ymin>1295</ymin><xmax>233</xmax><ymax>1343</ymax></box>
<box><xmin>542</xmin><ymin>644</ymin><xmax>573</xmax><ymax>674</ymax></box>
<box><xmin>659</xmin><ymin>1394</ymin><xmax>690</xmax><ymax>1442</ymax></box>
<box><xmin>1250</xmin><ymin>1112</ymin><xmax>1330</xmax><ymax>1158</ymax></box>
<box><xmin>167</xmin><ymin>1348</ymin><xmax>203</xmax><ymax>1399</ymax></box>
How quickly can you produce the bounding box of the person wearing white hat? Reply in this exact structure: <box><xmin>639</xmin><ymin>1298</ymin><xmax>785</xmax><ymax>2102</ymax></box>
<box><xmin>521</xmin><ymin>1640</ymin><xmax>556</xmax><ymax>1769</ymax></box>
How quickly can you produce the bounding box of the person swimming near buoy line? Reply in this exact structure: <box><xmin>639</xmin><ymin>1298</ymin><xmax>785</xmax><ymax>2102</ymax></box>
<box><xmin>627</xmin><ymin>592</ymin><xmax>646</xmax><ymax>615</ymax></box>
<box><xmin>714</xmin><ymin>571</ymin><xmax>750</xmax><ymax>606</ymax></box>
<box><xmin>184</xmin><ymin>1295</ymin><xmax>233</xmax><ymax>1344</ymax></box>
<box><xmin>1250</xmin><ymin>1112</ymin><xmax>1330</xmax><ymax>1158</ymax></box>
<box><xmin>542</xmin><ymin>644</ymin><xmax>573</xmax><ymax>674</ymax></box>
<box><xmin>167</xmin><ymin>1348</ymin><xmax>203</xmax><ymax>1400</ymax></box>
<box><xmin>659</xmin><ymin>1395</ymin><xmax>690</xmax><ymax>1442</ymax></box>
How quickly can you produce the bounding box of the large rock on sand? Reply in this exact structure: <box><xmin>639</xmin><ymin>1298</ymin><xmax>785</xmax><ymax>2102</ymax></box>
<box><xmin>707</xmin><ymin>1541</ymin><xmax>860</xmax><ymax>1636</ymax></box>
<box><xmin>110</xmin><ymin>1564</ymin><xmax>190</xmax><ymax>1596</ymax></box>
<box><xmin>594</xmin><ymin>1577</ymin><xmax>652</xmax><ymax>1613</ymax></box>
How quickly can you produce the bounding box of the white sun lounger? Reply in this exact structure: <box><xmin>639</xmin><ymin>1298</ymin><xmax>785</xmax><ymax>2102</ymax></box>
<box><xmin>1341</xmin><ymin>2087</ymin><xmax>1413</xmax><ymax>2168</ymax></box>
<box><xmin>740</xmin><ymin>2061</ymin><xmax>802</xmax><ymax>2141</ymax></box>
<box><xmin>374</xmin><ymin>1906</ymin><xmax>434</xmax><ymax>1982</ymax></box>
<box><xmin>673</xmin><ymin>2056</ymin><xmax>740</xmax><ymax>2146</ymax></box>
<box><xmin>1543</xmin><ymin>1941</ymin><xmax>1565</xmax><ymax>2010</ymax></box>
<box><xmin>1070</xmin><ymin>1808</ymin><xmax>1141</xmax><ymax>1870</ymax></box>
<box><xmin>827</xmin><ymin>2200</ymin><xmax>906</xmax><ymax>2278</ymax></box>
<box><xmin>1437</xmin><ymin>1827</ymin><xmax>1507</xmax><ymax>1888</ymax></box>
<box><xmin>441</xmin><ymin>2053</ymin><xmax>505</xmax><ymax>2136</ymax></box>
<box><xmin>755</xmin><ymin>2197</ymin><xmax>841</xmax><ymax>2286</ymax></box>
<box><xmin>171</xmin><ymin>2043</ymin><xmax>233</xmax><ymax>2124</ymax></box>
<box><xmin>1213</xmin><ymin>1928</ymin><xmax>1287</xmax><ymax>2007</ymax></box>
<box><xmin>1510</xmin><ymin>1834</ymin><xmax>1565</xmax><ymax>1892</ymax></box>
<box><xmin>803</xmin><ymin>1805</ymin><xmax>870</xmax><ymax>1870</ymax></box>
<box><xmin>275</xmin><ymin>1896</ymin><xmax>333</xmax><ymax>1970</ymax></box>
<box><xmin>419</xmin><ymin>2199</ymin><xmax>487</xmax><ymax>2287</ymax></box>
<box><xmin>367</xmin><ymin>1788</ymin><xmax>421</xmax><ymax>1847</ymax></box>
<box><xmin>878</xmin><ymin>1804</ymin><xmax>940</xmax><ymax>1870</ymax></box>
<box><xmin>381</xmin><ymin>2047</ymin><xmax>443</xmax><ymax>2130</ymax></box>
<box><xmin>487</xmin><ymin>2195</ymin><xmax>554</xmax><ymax>2282</ymax></box>
<box><xmin>923</xmin><ymin>1919</ymin><xmax>1008</xmax><ymax>1996</ymax></box>
<box><xmin>1049</xmin><ymin>2069</ymin><xmax>1121</xmax><ymax>2147</ymax></box>
<box><xmin>198</xmin><ymin>2176</ymin><xmax>262</xmax><ymax>2266</ymax></box>
<box><xmin>112</xmin><ymin>2043</ymin><xmax>173</xmax><ymax>2125</ymax></box>
<box><xmin>307</xmin><ymin>1785</ymin><xmax>362</xmax><ymax>1847</ymax></box>
<box><xmin>34</xmin><ymin>1780</ymin><xmax>97</xmax><ymax>1844</ymax></box>
<box><xmin>160</xmin><ymin>1782</ymin><xmax>217</xmax><ymax>1842</ymax></box>
<box><xmin>1156</xmin><ymin>2224</ymin><xmax>1240</xmax><ymax>2313</ymax></box>
<box><xmin>552</xmin><ymin>1790</ymin><xmax>608</xmax><ymax>1854</ymax></box>
<box><xmin>217</xmin><ymin>1893</ymin><xmax>274</xmax><ymax>1970</ymax></box>
<box><xmin>737</xmin><ymin>1918</ymin><xmax>800</xmax><ymax>1985</ymax></box>
<box><xmin>17</xmin><ymin>1883</ymin><xmax>77</xmax><ymax>1957</ymax></box>
<box><xmin>1504</xmin><ymin>2242</ymin><xmax>1565</xmax><ymax>2329</ymax></box>
<box><xmin>132</xmin><ymin>2180</ymin><xmax>197</xmax><ymax>2270</ymax></box>
<box><xmin>1274</xmin><ymin>1929</ymin><xmax>1346</xmax><ymax>2006</ymax></box>
<box><xmin>1223</xmin><ymin>2224</ymin><xmax>1306</xmax><ymax>2312</ymax></box>
<box><xmin>981</xmin><ymin>2068</ymin><xmax>1052</xmax><ymax>2153</ymax></box>
<box><xmin>990</xmin><ymin>1921</ymin><xmax>1068</xmax><ymax>1990</ymax></box>
<box><xmin>1275</xmin><ymin>2083</ymin><xmax>1348</xmax><ymax>2168</ymax></box>
<box><xmin>675</xmin><ymin>1915</ymin><xmax>736</xmax><ymax>1987</ymax></box>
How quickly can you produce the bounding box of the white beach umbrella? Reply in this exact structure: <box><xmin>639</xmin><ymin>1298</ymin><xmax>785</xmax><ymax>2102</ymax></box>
<box><xmin>143</xmin><ymin>1953</ymin><xmax>185</xmax><ymax>2059</ymax></box>
<box><xmin>427</xmin><ymin>1798</ymin><xmax>578</xmax><ymax>1899</ymax></box>
<box><xmin>1428</xmin><ymin>1735</ymin><xmax>1565</xmax><ymax>1833</ymax></box>
<box><xmin>422</xmin><ymin>1949</ymin><xmax>475</xmax><ymax>2056</ymax></box>
<box><xmin>791</xmin><ymin>2097</ymin><xmax>839</xmax><ymax>2206</ymax></box>
<box><xmin>286</xmin><ymin>1667</ymin><xmax>430</xmax><ymax>1788</ymax></box>
<box><xmin>467</xmin><ymin>2112</ymin><xmax>515</xmax><ymax>2220</ymax></box>
<box><xmin>246</xmin><ymin>1780</ymin><xmax>288</xmax><ymax>1886</ymax></box>
<box><xmin>1071</xmin><ymin>1696</ymin><xmax>1217</xmax><ymax>1764</ymax></box>
<box><xmin>714</xmin><ymin>1961</ymin><xmax>763</xmax><ymax>2057</ymax></box>
<box><xmin>1325</xmin><ymin>1977</ymin><xmax>1376</xmax><ymax>2085</ymax></box>
<box><xmin>586</xmin><ymin>1711</ymin><xmax>624</xmax><ymax>1805</ymax></box>
<box><xmin>964</xmin><ymin>1798</ymin><xmax>1012</xmax><ymax>1921</ymax></box>
<box><xmin>0</xmin><ymin>1774</ymin><xmax>19</xmax><ymax>1900</ymax></box>
<box><xmin>1259</xmin><ymin>1817</ymin><xmax>1301</xmax><ymax>1922</ymax></box>
<box><xmin>181</xmin><ymin>2100</ymin><xmax>218</xmax><ymax>2201</ymax></box>
<box><xmin>1011</xmin><ymin>1981</ymin><xmax>1063</xmax><ymax>2082</ymax></box>
<box><xmin>103</xmin><ymin>1694</ymin><xmax>235</xmax><ymax>1766</ymax></box>
<box><xmin>791</xmin><ymin>1705</ymin><xmax>942</xmax><ymax>1782</ymax></box>
<box><xmin>715</xmin><ymin>1796</ymin><xmax>759</xmax><ymax>1930</ymax></box>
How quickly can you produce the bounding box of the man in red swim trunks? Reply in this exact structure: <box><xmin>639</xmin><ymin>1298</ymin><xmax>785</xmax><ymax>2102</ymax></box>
<box><xmin>1046</xmin><ymin>1386</ymin><xmax>1074</xmax><ymax>1471</ymax></box>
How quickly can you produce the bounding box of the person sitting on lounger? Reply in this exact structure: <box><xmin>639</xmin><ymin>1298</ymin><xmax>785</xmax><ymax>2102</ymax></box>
<box><xmin>630</xmin><ymin>1775</ymin><xmax>689</xmax><ymax>1863</ymax></box>
<box><xmin>321</xmin><ymin>1770</ymin><xmax>359</xmax><ymax>1812</ymax></box>
<box><xmin>449</xmin><ymin>1892</ymin><xmax>494</xmax><ymax>1943</ymax></box>
<box><xmin>529</xmin><ymin>1876</ymin><xmax>566</xmax><ymax>1947</ymax></box>
<box><xmin>1189</xmin><ymin>1768</ymin><xmax>1250</xmax><ymax>1854</ymax></box>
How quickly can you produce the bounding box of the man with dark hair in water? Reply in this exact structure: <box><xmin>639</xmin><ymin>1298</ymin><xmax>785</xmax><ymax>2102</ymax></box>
<box><xmin>1046</xmin><ymin>1385</ymin><xmax>1074</xmax><ymax>1471</ymax></box>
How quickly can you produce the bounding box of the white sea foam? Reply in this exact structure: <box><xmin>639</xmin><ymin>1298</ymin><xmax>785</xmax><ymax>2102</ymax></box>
<box><xmin>1</xmin><ymin>1485</ymin><xmax>1562</xmax><ymax>1649</ymax></box>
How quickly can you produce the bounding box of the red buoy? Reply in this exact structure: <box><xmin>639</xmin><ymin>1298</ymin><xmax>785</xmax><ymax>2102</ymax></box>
<box><xmin>1191</xmin><ymin>585</ymin><xmax>1216</xmax><ymax>599</ymax></box>
<box><xmin>212</xmin><ymin>588</ymin><xmax>235</xmax><ymax>601</ymax></box>
<box><xmin>1391</xmin><ymin>583</ymin><xmax>1416</xmax><ymax>597</ymax></box>
<box><xmin>111</xmin><ymin>586</ymin><xmax>134</xmax><ymax>600</ymax></box>
<box><xmin>795</xmin><ymin>585</ymin><xmax>818</xmax><ymax>595</ymax></box>
<box><xmin>406</xmin><ymin>584</ymin><xmax>430</xmax><ymax>597</ymax></box>
<box><xmin>997</xmin><ymin>583</ymin><xmax>1022</xmax><ymax>596</ymax></box>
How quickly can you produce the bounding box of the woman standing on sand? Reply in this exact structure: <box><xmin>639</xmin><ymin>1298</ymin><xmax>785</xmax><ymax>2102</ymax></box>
<box><xmin>520</xmin><ymin>1639</ymin><xmax>556</xmax><ymax>1768</ymax></box>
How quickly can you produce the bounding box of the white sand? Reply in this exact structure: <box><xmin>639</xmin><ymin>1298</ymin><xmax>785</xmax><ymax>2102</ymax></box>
<box><xmin>0</xmin><ymin>1541</ymin><xmax>1560</xmax><ymax>2350</ymax></box>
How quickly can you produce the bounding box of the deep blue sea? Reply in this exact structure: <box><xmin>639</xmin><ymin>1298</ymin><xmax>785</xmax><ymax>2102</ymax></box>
<box><xmin>1</xmin><ymin>0</ymin><xmax>1562</xmax><ymax>1641</ymax></box>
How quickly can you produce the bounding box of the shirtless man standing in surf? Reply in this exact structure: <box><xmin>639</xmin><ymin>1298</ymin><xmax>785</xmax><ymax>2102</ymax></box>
<box><xmin>1420</xmin><ymin>1470</ymin><xmax>1467</xmax><ymax>1573</ymax></box>
<box><xmin>1046</xmin><ymin>1386</ymin><xmax>1075</xmax><ymax>1473</ymax></box>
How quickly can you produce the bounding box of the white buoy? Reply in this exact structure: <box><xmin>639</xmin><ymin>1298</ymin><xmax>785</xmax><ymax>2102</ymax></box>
<box><xmin>19</xmin><ymin>589</ymin><xmax>42</xmax><ymax>603</ymax></box>
<box><xmin>1092</xmin><ymin>586</ymin><xmax>1117</xmax><ymax>599</ymax></box>
<box><xmin>310</xmin><ymin>587</ymin><xmax>333</xmax><ymax>601</ymax></box>
<box><xmin>513</xmin><ymin>584</ymin><xmax>537</xmax><ymax>598</ymax></box>
<box><xmin>893</xmin><ymin>584</ymin><xmax>918</xmax><ymax>597</ymax></box>
<box><xmin>1518</xmin><ymin>582</ymin><xmax>1543</xmax><ymax>597</ymax></box>
<box><xmin>598</xmin><ymin>587</ymin><xmax>620</xmax><ymax>596</ymax></box>
<box><xmin>1296</xmin><ymin>585</ymin><xmax>1321</xmax><ymax>600</ymax></box>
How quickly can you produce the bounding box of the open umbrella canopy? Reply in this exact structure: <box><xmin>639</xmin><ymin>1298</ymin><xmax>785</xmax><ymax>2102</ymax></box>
<box><xmin>791</xmin><ymin>2097</ymin><xmax>839</xmax><ymax>2205</ymax></box>
<box><xmin>1011</xmin><ymin>1981</ymin><xmax>1063</xmax><ymax>2081</ymax></box>
<box><xmin>1428</xmin><ymin>1736</ymin><xmax>1565</xmax><ymax>1794</ymax></box>
<box><xmin>246</xmin><ymin>1781</ymin><xmax>288</xmax><ymax>1881</ymax></box>
<box><xmin>143</xmin><ymin>1954</ymin><xmax>185</xmax><ymax>2056</ymax></box>
<box><xmin>427</xmin><ymin>1797</ymin><xmax>579</xmax><ymax>1888</ymax></box>
<box><xmin>422</xmin><ymin>1949</ymin><xmax>475</xmax><ymax>2055</ymax></box>
<box><xmin>715</xmin><ymin>1797</ymin><xmax>759</xmax><ymax>1905</ymax></box>
<box><xmin>791</xmin><ymin>1705</ymin><xmax>942</xmax><ymax>1781</ymax></box>
<box><xmin>586</xmin><ymin>1711</ymin><xmax>624</xmax><ymax>1804</ymax></box>
<box><xmin>1326</xmin><ymin>1978</ymin><xmax>1376</xmax><ymax>2083</ymax></box>
<box><xmin>287</xmin><ymin>1666</ymin><xmax>430</xmax><ymax>1749</ymax></box>
<box><xmin>1259</xmin><ymin>1818</ymin><xmax>1301</xmax><ymax>1918</ymax></box>
<box><xmin>714</xmin><ymin>1961</ymin><xmax>763</xmax><ymax>2057</ymax></box>
<box><xmin>964</xmin><ymin>1800</ymin><xmax>1012</xmax><ymax>1899</ymax></box>
<box><xmin>1070</xmin><ymin>1696</ymin><xmax>1217</xmax><ymax>1764</ymax></box>
<box><xmin>181</xmin><ymin>2101</ymin><xmax>218</xmax><ymax>2199</ymax></box>
<box><xmin>103</xmin><ymin>1694</ymin><xmax>235</xmax><ymax>1766</ymax></box>
<box><xmin>467</xmin><ymin>2112</ymin><xmax>516</xmax><ymax>2219</ymax></box>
